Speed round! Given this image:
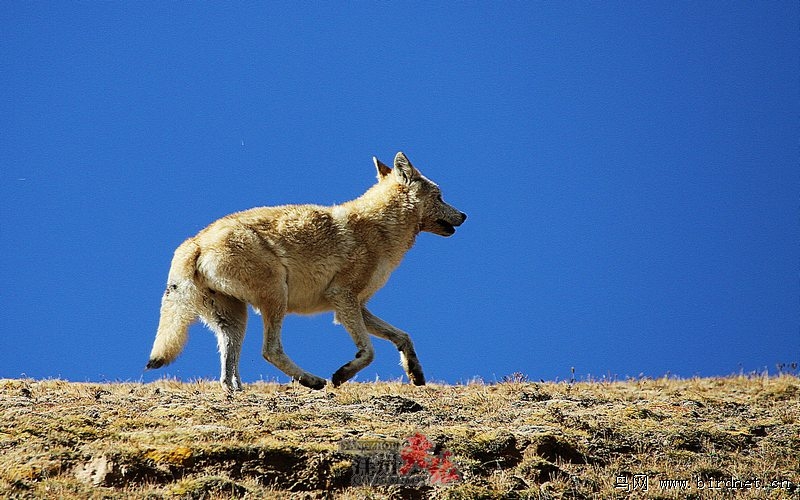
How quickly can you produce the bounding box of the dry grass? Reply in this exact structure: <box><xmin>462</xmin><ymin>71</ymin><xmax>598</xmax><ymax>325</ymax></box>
<box><xmin>0</xmin><ymin>375</ymin><xmax>797</xmax><ymax>498</ymax></box>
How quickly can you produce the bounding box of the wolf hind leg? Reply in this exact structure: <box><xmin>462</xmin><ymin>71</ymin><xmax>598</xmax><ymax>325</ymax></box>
<box><xmin>200</xmin><ymin>291</ymin><xmax>248</xmax><ymax>392</ymax></box>
<box><xmin>362</xmin><ymin>307</ymin><xmax>425</xmax><ymax>386</ymax></box>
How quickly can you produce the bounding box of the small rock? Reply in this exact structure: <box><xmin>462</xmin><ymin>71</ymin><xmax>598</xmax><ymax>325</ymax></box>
<box><xmin>373</xmin><ymin>395</ymin><xmax>424</xmax><ymax>414</ymax></box>
<box><xmin>520</xmin><ymin>389</ymin><xmax>551</xmax><ymax>402</ymax></box>
<box><xmin>75</xmin><ymin>455</ymin><xmax>114</xmax><ymax>486</ymax></box>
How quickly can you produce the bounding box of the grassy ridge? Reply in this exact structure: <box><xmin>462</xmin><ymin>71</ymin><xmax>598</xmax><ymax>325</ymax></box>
<box><xmin>1</xmin><ymin>375</ymin><xmax>798</xmax><ymax>498</ymax></box>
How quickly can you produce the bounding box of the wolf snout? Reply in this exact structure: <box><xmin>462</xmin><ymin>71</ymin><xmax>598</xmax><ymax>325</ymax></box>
<box><xmin>451</xmin><ymin>211</ymin><xmax>467</xmax><ymax>228</ymax></box>
<box><xmin>435</xmin><ymin>212</ymin><xmax>467</xmax><ymax>237</ymax></box>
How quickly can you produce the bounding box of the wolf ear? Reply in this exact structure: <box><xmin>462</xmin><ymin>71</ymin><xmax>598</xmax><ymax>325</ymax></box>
<box><xmin>373</xmin><ymin>156</ymin><xmax>391</xmax><ymax>180</ymax></box>
<box><xmin>393</xmin><ymin>152</ymin><xmax>419</xmax><ymax>184</ymax></box>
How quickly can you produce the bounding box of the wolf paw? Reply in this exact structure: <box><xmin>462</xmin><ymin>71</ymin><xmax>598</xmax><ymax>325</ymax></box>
<box><xmin>221</xmin><ymin>379</ymin><xmax>244</xmax><ymax>392</ymax></box>
<box><xmin>145</xmin><ymin>358</ymin><xmax>165</xmax><ymax>370</ymax></box>
<box><xmin>331</xmin><ymin>367</ymin><xmax>352</xmax><ymax>388</ymax></box>
<box><xmin>409</xmin><ymin>372</ymin><xmax>426</xmax><ymax>386</ymax></box>
<box><xmin>298</xmin><ymin>374</ymin><xmax>327</xmax><ymax>390</ymax></box>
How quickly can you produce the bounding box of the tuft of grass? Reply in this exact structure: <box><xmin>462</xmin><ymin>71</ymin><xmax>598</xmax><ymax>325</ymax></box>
<box><xmin>0</xmin><ymin>375</ymin><xmax>798</xmax><ymax>498</ymax></box>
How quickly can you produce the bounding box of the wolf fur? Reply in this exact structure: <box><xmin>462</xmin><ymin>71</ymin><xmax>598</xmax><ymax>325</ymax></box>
<box><xmin>146</xmin><ymin>152</ymin><xmax>466</xmax><ymax>391</ymax></box>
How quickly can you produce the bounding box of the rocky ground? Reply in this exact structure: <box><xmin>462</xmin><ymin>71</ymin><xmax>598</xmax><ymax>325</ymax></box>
<box><xmin>0</xmin><ymin>375</ymin><xmax>798</xmax><ymax>499</ymax></box>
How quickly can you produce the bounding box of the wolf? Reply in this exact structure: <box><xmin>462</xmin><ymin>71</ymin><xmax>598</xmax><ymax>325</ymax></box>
<box><xmin>146</xmin><ymin>152</ymin><xmax>467</xmax><ymax>391</ymax></box>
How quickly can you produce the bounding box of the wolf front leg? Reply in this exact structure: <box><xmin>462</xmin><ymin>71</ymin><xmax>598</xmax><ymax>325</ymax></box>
<box><xmin>362</xmin><ymin>307</ymin><xmax>426</xmax><ymax>386</ymax></box>
<box><xmin>261</xmin><ymin>311</ymin><xmax>327</xmax><ymax>390</ymax></box>
<box><xmin>327</xmin><ymin>290</ymin><xmax>375</xmax><ymax>387</ymax></box>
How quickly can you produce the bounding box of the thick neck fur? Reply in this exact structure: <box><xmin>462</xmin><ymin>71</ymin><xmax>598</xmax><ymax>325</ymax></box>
<box><xmin>342</xmin><ymin>179</ymin><xmax>421</xmax><ymax>254</ymax></box>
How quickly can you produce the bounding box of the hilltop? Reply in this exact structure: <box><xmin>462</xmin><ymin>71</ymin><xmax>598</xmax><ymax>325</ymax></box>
<box><xmin>1</xmin><ymin>375</ymin><xmax>798</xmax><ymax>498</ymax></box>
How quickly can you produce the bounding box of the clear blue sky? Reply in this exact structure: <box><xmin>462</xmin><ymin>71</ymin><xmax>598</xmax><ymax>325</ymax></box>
<box><xmin>2</xmin><ymin>3</ymin><xmax>797</xmax><ymax>385</ymax></box>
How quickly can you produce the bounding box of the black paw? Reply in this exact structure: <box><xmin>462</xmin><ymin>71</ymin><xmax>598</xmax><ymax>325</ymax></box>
<box><xmin>331</xmin><ymin>367</ymin><xmax>351</xmax><ymax>387</ymax></box>
<box><xmin>146</xmin><ymin>358</ymin><xmax>165</xmax><ymax>370</ymax></box>
<box><xmin>298</xmin><ymin>374</ymin><xmax>327</xmax><ymax>390</ymax></box>
<box><xmin>409</xmin><ymin>370</ymin><xmax>426</xmax><ymax>386</ymax></box>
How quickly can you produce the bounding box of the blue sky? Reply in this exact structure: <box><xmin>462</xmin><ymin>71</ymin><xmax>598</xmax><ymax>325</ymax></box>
<box><xmin>2</xmin><ymin>3</ymin><xmax>797</xmax><ymax>385</ymax></box>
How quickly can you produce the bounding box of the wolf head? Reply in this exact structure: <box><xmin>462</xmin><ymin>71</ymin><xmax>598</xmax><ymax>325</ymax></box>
<box><xmin>373</xmin><ymin>152</ymin><xmax>467</xmax><ymax>237</ymax></box>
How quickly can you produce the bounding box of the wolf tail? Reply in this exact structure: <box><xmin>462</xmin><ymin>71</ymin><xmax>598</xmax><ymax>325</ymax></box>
<box><xmin>146</xmin><ymin>240</ymin><xmax>202</xmax><ymax>370</ymax></box>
